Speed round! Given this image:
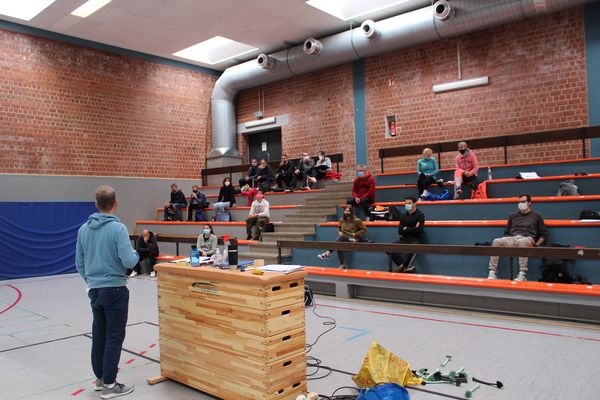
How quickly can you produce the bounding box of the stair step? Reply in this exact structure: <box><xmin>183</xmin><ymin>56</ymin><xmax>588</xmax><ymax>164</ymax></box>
<box><xmin>275</xmin><ymin>223</ymin><xmax>316</xmax><ymax>233</ymax></box>
<box><xmin>284</xmin><ymin>217</ymin><xmax>329</xmax><ymax>223</ymax></box>
<box><xmin>260</xmin><ymin>233</ymin><xmax>308</xmax><ymax>243</ymax></box>
<box><xmin>298</xmin><ymin>205</ymin><xmax>338</xmax><ymax>212</ymax></box>
<box><xmin>289</xmin><ymin>212</ymin><xmax>336</xmax><ymax>218</ymax></box>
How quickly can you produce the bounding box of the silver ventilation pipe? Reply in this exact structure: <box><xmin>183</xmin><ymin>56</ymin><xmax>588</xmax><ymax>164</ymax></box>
<box><xmin>208</xmin><ymin>0</ymin><xmax>594</xmax><ymax>160</ymax></box>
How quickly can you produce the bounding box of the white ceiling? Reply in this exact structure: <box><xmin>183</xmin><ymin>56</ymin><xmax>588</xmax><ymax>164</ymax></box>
<box><xmin>0</xmin><ymin>0</ymin><xmax>428</xmax><ymax>71</ymax></box>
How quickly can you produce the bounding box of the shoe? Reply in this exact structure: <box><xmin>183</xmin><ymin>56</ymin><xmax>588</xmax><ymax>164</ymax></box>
<box><xmin>150</xmin><ymin>271</ymin><xmax>156</xmax><ymax>278</ymax></box>
<box><xmin>100</xmin><ymin>382</ymin><xmax>134</xmax><ymax>399</ymax></box>
<box><xmin>487</xmin><ymin>270</ymin><xmax>497</xmax><ymax>280</ymax></box>
<box><xmin>364</xmin><ymin>217</ymin><xmax>370</xmax><ymax>222</ymax></box>
<box><xmin>129</xmin><ymin>271</ymin><xmax>137</xmax><ymax>278</ymax></box>
<box><xmin>338</xmin><ymin>264</ymin><xmax>346</xmax><ymax>269</ymax></box>
<box><xmin>420</xmin><ymin>190</ymin><xmax>429</xmax><ymax>198</ymax></box>
<box><xmin>246</xmin><ymin>235</ymin><xmax>252</xmax><ymax>240</ymax></box>
<box><xmin>318</xmin><ymin>251</ymin><xmax>331</xmax><ymax>260</ymax></box>
<box><xmin>95</xmin><ymin>378</ymin><xmax>104</xmax><ymax>391</ymax></box>
<box><xmin>437</xmin><ymin>179</ymin><xmax>445</xmax><ymax>187</ymax></box>
<box><xmin>514</xmin><ymin>271</ymin><xmax>527</xmax><ymax>282</ymax></box>
<box><xmin>402</xmin><ymin>265</ymin><xmax>416</xmax><ymax>273</ymax></box>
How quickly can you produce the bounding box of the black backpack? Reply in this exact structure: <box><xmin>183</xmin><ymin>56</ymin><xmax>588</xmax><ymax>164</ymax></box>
<box><xmin>368</xmin><ymin>205</ymin><xmax>401</xmax><ymax>221</ymax></box>
<box><xmin>304</xmin><ymin>285</ymin><xmax>314</xmax><ymax>306</ymax></box>
<box><xmin>580</xmin><ymin>210</ymin><xmax>600</xmax><ymax>220</ymax></box>
<box><xmin>540</xmin><ymin>259</ymin><xmax>572</xmax><ymax>283</ymax></box>
<box><xmin>262</xmin><ymin>223</ymin><xmax>275</xmax><ymax>233</ymax></box>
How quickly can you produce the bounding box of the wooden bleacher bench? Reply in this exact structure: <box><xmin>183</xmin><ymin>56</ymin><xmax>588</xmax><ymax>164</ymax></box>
<box><xmin>129</xmin><ymin>233</ymin><xmax>255</xmax><ymax>256</ymax></box>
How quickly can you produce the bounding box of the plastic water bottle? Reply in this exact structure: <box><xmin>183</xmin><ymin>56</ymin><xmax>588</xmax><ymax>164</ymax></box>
<box><xmin>487</xmin><ymin>167</ymin><xmax>492</xmax><ymax>181</ymax></box>
<box><xmin>190</xmin><ymin>245</ymin><xmax>200</xmax><ymax>267</ymax></box>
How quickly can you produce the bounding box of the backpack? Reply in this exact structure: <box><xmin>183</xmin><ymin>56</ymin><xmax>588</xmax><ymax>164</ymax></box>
<box><xmin>471</xmin><ymin>181</ymin><xmax>488</xmax><ymax>199</ymax></box>
<box><xmin>540</xmin><ymin>259</ymin><xmax>572</xmax><ymax>283</ymax></box>
<box><xmin>580</xmin><ymin>210</ymin><xmax>600</xmax><ymax>220</ymax></box>
<box><xmin>557</xmin><ymin>180</ymin><xmax>579</xmax><ymax>196</ymax></box>
<box><xmin>368</xmin><ymin>205</ymin><xmax>400</xmax><ymax>221</ymax></box>
<box><xmin>423</xmin><ymin>189</ymin><xmax>451</xmax><ymax>201</ymax></box>
<box><xmin>262</xmin><ymin>223</ymin><xmax>275</xmax><ymax>233</ymax></box>
<box><xmin>304</xmin><ymin>285</ymin><xmax>314</xmax><ymax>306</ymax></box>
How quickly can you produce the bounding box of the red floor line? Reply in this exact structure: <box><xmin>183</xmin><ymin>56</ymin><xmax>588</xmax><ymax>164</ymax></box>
<box><xmin>126</xmin><ymin>358</ymin><xmax>135</xmax><ymax>364</ymax></box>
<box><xmin>71</xmin><ymin>389</ymin><xmax>85</xmax><ymax>396</ymax></box>
<box><xmin>140</xmin><ymin>350</ymin><xmax>147</xmax><ymax>355</ymax></box>
<box><xmin>149</xmin><ymin>343</ymin><xmax>156</xmax><ymax>348</ymax></box>
<box><xmin>0</xmin><ymin>284</ymin><xmax>23</xmax><ymax>316</ymax></box>
<box><xmin>320</xmin><ymin>304</ymin><xmax>600</xmax><ymax>343</ymax></box>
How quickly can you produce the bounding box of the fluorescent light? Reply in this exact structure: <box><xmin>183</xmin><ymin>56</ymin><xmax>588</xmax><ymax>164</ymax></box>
<box><xmin>432</xmin><ymin>76</ymin><xmax>489</xmax><ymax>94</ymax></box>
<box><xmin>306</xmin><ymin>0</ymin><xmax>411</xmax><ymax>21</ymax></box>
<box><xmin>245</xmin><ymin>117</ymin><xmax>276</xmax><ymax>129</ymax></box>
<box><xmin>71</xmin><ymin>0</ymin><xmax>111</xmax><ymax>18</ymax></box>
<box><xmin>173</xmin><ymin>36</ymin><xmax>258</xmax><ymax>65</ymax></box>
<box><xmin>0</xmin><ymin>0</ymin><xmax>56</xmax><ymax>21</ymax></box>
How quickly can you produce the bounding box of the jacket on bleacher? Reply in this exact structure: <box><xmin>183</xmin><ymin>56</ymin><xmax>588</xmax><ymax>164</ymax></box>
<box><xmin>352</xmin><ymin>172</ymin><xmax>376</xmax><ymax>201</ymax></box>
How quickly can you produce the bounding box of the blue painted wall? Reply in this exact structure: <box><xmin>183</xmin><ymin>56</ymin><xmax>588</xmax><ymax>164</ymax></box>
<box><xmin>586</xmin><ymin>3</ymin><xmax>600</xmax><ymax>156</ymax></box>
<box><xmin>353</xmin><ymin>60</ymin><xmax>368</xmax><ymax>168</ymax></box>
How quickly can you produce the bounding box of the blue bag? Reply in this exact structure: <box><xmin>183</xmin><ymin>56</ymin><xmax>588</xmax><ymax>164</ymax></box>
<box><xmin>356</xmin><ymin>383</ymin><xmax>410</xmax><ymax>400</ymax></box>
<box><xmin>423</xmin><ymin>189</ymin><xmax>451</xmax><ymax>201</ymax></box>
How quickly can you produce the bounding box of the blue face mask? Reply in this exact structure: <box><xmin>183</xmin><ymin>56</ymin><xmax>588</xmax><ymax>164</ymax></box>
<box><xmin>357</xmin><ymin>171</ymin><xmax>365</xmax><ymax>178</ymax></box>
<box><xmin>405</xmin><ymin>204</ymin><xmax>413</xmax><ymax>212</ymax></box>
<box><xmin>203</xmin><ymin>229</ymin><xmax>210</xmax><ymax>235</ymax></box>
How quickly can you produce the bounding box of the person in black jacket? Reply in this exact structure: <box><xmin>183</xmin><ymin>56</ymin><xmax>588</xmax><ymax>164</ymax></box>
<box><xmin>129</xmin><ymin>229</ymin><xmax>159</xmax><ymax>278</ymax></box>
<box><xmin>291</xmin><ymin>152</ymin><xmax>316</xmax><ymax>190</ymax></box>
<box><xmin>254</xmin><ymin>159</ymin><xmax>275</xmax><ymax>190</ymax></box>
<box><xmin>187</xmin><ymin>185</ymin><xmax>209</xmax><ymax>221</ymax></box>
<box><xmin>163</xmin><ymin>183</ymin><xmax>186</xmax><ymax>221</ymax></box>
<box><xmin>213</xmin><ymin>177</ymin><xmax>236</xmax><ymax>216</ymax></box>
<box><xmin>389</xmin><ymin>197</ymin><xmax>425</xmax><ymax>273</ymax></box>
<box><xmin>276</xmin><ymin>154</ymin><xmax>295</xmax><ymax>190</ymax></box>
<box><xmin>239</xmin><ymin>159</ymin><xmax>259</xmax><ymax>188</ymax></box>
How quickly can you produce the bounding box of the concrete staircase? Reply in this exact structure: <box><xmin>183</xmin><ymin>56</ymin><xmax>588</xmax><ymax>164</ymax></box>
<box><xmin>239</xmin><ymin>182</ymin><xmax>352</xmax><ymax>264</ymax></box>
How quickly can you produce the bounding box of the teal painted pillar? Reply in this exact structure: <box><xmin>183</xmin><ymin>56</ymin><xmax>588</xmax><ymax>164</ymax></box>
<box><xmin>353</xmin><ymin>60</ymin><xmax>368</xmax><ymax>167</ymax></box>
<box><xmin>585</xmin><ymin>3</ymin><xmax>600</xmax><ymax>156</ymax></box>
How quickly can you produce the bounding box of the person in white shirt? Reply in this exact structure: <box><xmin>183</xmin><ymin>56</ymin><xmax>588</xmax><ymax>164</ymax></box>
<box><xmin>245</xmin><ymin>192</ymin><xmax>270</xmax><ymax>240</ymax></box>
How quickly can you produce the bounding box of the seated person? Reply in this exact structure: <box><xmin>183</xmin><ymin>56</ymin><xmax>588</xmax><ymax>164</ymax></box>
<box><xmin>129</xmin><ymin>229</ymin><xmax>159</xmax><ymax>278</ymax></box>
<box><xmin>254</xmin><ymin>159</ymin><xmax>276</xmax><ymax>190</ymax></box>
<box><xmin>196</xmin><ymin>224</ymin><xmax>218</xmax><ymax>256</ymax></box>
<box><xmin>417</xmin><ymin>148</ymin><xmax>443</xmax><ymax>198</ymax></box>
<box><xmin>163</xmin><ymin>183</ymin><xmax>186</xmax><ymax>221</ymax></box>
<box><xmin>213</xmin><ymin>177</ymin><xmax>236</xmax><ymax>217</ymax></box>
<box><xmin>487</xmin><ymin>194</ymin><xmax>547</xmax><ymax>282</ymax></box>
<box><xmin>245</xmin><ymin>192</ymin><xmax>270</xmax><ymax>240</ymax></box>
<box><xmin>317</xmin><ymin>206</ymin><xmax>369</xmax><ymax>270</ymax></box>
<box><xmin>239</xmin><ymin>159</ymin><xmax>259</xmax><ymax>188</ymax></box>
<box><xmin>347</xmin><ymin>164</ymin><xmax>375</xmax><ymax>220</ymax></box>
<box><xmin>275</xmin><ymin>154</ymin><xmax>295</xmax><ymax>190</ymax></box>
<box><xmin>188</xmin><ymin>185</ymin><xmax>209</xmax><ymax>221</ymax></box>
<box><xmin>291</xmin><ymin>152</ymin><xmax>315</xmax><ymax>190</ymax></box>
<box><xmin>389</xmin><ymin>197</ymin><xmax>424</xmax><ymax>273</ymax></box>
<box><xmin>454</xmin><ymin>141</ymin><xmax>479</xmax><ymax>199</ymax></box>
<box><xmin>315</xmin><ymin>151</ymin><xmax>332</xmax><ymax>180</ymax></box>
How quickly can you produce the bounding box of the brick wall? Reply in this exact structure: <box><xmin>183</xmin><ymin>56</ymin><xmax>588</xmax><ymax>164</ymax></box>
<box><xmin>236</xmin><ymin>8</ymin><xmax>588</xmax><ymax>177</ymax></box>
<box><xmin>0</xmin><ymin>29</ymin><xmax>216</xmax><ymax>179</ymax></box>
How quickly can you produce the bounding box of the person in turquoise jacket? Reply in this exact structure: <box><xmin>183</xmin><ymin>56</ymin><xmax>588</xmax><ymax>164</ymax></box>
<box><xmin>416</xmin><ymin>148</ymin><xmax>443</xmax><ymax>197</ymax></box>
<box><xmin>76</xmin><ymin>185</ymin><xmax>138</xmax><ymax>399</ymax></box>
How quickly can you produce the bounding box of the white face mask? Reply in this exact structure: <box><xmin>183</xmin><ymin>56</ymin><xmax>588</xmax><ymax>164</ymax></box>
<box><xmin>224</xmin><ymin>181</ymin><xmax>230</xmax><ymax>187</ymax></box>
<box><xmin>518</xmin><ymin>202</ymin><xmax>529</xmax><ymax>212</ymax></box>
<box><xmin>405</xmin><ymin>204</ymin><xmax>413</xmax><ymax>212</ymax></box>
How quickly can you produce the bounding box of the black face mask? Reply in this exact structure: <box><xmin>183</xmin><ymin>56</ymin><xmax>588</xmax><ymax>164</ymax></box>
<box><xmin>459</xmin><ymin>149</ymin><xmax>468</xmax><ymax>155</ymax></box>
<box><xmin>193</xmin><ymin>190</ymin><xmax>198</xmax><ymax>193</ymax></box>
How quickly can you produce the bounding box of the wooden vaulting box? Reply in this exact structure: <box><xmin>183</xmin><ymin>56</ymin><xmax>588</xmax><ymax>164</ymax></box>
<box><xmin>154</xmin><ymin>263</ymin><xmax>307</xmax><ymax>400</ymax></box>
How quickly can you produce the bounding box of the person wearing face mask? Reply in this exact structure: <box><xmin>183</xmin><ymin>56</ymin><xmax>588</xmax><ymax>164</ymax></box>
<box><xmin>317</xmin><ymin>206</ymin><xmax>369</xmax><ymax>269</ymax></box>
<box><xmin>129</xmin><ymin>229</ymin><xmax>159</xmax><ymax>278</ymax></box>
<box><xmin>245</xmin><ymin>192</ymin><xmax>270</xmax><ymax>240</ymax></box>
<box><xmin>163</xmin><ymin>183</ymin><xmax>186</xmax><ymax>221</ymax></box>
<box><xmin>454</xmin><ymin>141</ymin><xmax>479</xmax><ymax>199</ymax></box>
<box><xmin>275</xmin><ymin>154</ymin><xmax>295</xmax><ymax>190</ymax></box>
<box><xmin>388</xmin><ymin>197</ymin><xmax>425</xmax><ymax>273</ymax></box>
<box><xmin>347</xmin><ymin>164</ymin><xmax>376</xmax><ymax>220</ymax></box>
<box><xmin>187</xmin><ymin>185</ymin><xmax>209</xmax><ymax>221</ymax></box>
<box><xmin>291</xmin><ymin>152</ymin><xmax>316</xmax><ymax>190</ymax></box>
<box><xmin>417</xmin><ymin>148</ymin><xmax>443</xmax><ymax>198</ymax></box>
<box><xmin>213</xmin><ymin>178</ymin><xmax>236</xmax><ymax>218</ymax></box>
<box><xmin>487</xmin><ymin>194</ymin><xmax>547</xmax><ymax>282</ymax></box>
<box><xmin>239</xmin><ymin>159</ymin><xmax>260</xmax><ymax>188</ymax></box>
<box><xmin>315</xmin><ymin>151</ymin><xmax>332</xmax><ymax>180</ymax></box>
<box><xmin>196</xmin><ymin>224</ymin><xmax>218</xmax><ymax>257</ymax></box>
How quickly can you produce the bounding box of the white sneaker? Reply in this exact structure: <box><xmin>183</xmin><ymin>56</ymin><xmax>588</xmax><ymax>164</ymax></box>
<box><xmin>420</xmin><ymin>190</ymin><xmax>430</xmax><ymax>198</ymax></box>
<box><xmin>318</xmin><ymin>251</ymin><xmax>331</xmax><ymax>260</ymax></box>
<box><xmin>129</xmin><ymin>271</ymin><xmax>137</xmax><ymax>278</ymax></box>
<box><xmin>514</xmin><ymin>272</ymin><xmax>527</xmax><ymax>282</ymax></box>
<box><xmin>150</xmin><ymin>271</ymin><xmax>156</xmax><ymax>278</ymax></box>
<box><xmin>487</xmin><ymin>270</ymin><xmax>497</xmax><ymax>280</ymax></box>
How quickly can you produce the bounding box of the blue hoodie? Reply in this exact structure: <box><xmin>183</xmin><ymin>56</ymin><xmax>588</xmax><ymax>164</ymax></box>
<box><xmin>76</xmin><ymin>213</ymin><xmax>139</xmax><ymax>289</ymax></box>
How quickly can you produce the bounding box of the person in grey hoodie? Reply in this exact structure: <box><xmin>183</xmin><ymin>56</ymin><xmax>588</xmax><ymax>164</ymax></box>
<box><xmin>76</xmin><ymin>185</ymin><xmax>139</xmax><ymax>399</ymax></box>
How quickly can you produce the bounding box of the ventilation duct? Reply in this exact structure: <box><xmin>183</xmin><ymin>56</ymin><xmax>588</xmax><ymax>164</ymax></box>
<box><xmin>208</xmin><ymin>0</ymin><xmax>595</xmax><ymax>160</ymax></box>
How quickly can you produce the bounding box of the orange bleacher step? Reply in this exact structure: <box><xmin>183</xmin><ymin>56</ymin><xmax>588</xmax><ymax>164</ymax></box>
<box><xmin>376</xmin><ymin>194</ymin><xmax>600</xmax><ymax>207</ymax></box>
<box><xmin>319</xmin><ymin>220</ymin><xmax>600</xmax><ymax>227</ymax></box>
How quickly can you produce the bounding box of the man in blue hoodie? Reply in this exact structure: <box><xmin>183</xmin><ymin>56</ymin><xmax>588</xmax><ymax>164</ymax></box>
<box><xmin>76</xmin><ymin>185</ymin><xmax>139</xmax><ymax>399</ymax></box>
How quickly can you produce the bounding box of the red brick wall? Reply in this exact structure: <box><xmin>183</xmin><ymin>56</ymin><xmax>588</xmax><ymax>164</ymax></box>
<box><xmin>236</xmin><ymin>8</ymin><xmax>588</xmax><ymax>177</ymax></box>
<box><xmin>0</xmin><ymin>29</ymin><xmax>216</xmax><ymax>178</ymax></box>
<box><xmin>237</xmin><ymin>64</ymin><xmax>356</xmax><ymax>179</ymax></box>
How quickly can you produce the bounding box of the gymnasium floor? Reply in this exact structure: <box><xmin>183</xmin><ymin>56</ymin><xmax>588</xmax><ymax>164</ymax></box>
<box><xmin>1</xmin><ymin>274</ymin><xmax>599</xmax><ymax>400</ymax></box>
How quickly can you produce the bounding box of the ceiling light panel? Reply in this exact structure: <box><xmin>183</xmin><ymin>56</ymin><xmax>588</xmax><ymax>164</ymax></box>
<box><xmin>0</xmin><ymin>0</ymin><xmax>57</xmax><ymax>21</ymax></box>
<box><xmin>306</xmin><ymin>0</ymin><xmax>412</xmax><ymax>21</ymax></box>
<box><xmin>173</xmin><ymin>36</ymin><xmax>258</xmax><ymax>65</ymax></box>
<box><xmin>71</xmin><ymin>0</ymin><xmax>111</xmax><ymax>18</ymax></box>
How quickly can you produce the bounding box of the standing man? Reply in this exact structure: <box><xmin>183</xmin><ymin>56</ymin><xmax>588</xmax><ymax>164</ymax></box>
<box><xmin>76</xmin><ymin>186</ymin><xmax>139</xmax><ymax>398</ymax></box>
<box><xmin>487</xmin><ymin>194</ymin><xmax>547</xmax><ymax>282</ymax></box>
<box><xmin>163</xmin><ymin>183</ymin><xmax>186</xmax><ymax>221</ymax></box>
<box><xmin>389</xmin><ymin>197</ymin><xmax>425</xmax><ymax>273</ymax></box>
<box><xmin>245</xmin><ymin>191</ymin><xmax>270</xmax><ymax>240</ymax></box>
<box><xmin>454</xmin><ymin>141</ymin><xmax>479</xmax><ymax>199</ymax></box>
<box><xmin>347</xmin><ymin>164</ymin><xmax>376</xmax><ymax>220</ymax></box>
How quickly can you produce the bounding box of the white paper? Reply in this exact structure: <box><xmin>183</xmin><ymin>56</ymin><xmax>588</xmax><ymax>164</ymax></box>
<box><xmin>519</xmin><ymin>172</ymin><xmax>539</xmax><ymax>179</ymax></box>
<box><xmin>257</xmin><ymin>264</ymin><xmax>304</xmax><ymax>274</ymax></box>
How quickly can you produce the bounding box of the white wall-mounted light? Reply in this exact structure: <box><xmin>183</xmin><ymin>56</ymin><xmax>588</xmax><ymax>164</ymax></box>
<box><xmin>432</xmin><ymin>76</ymin><xmax>489</xmax><ymax>94</ymax></box>
<box><xmin>71</xmin><ymin>0</ymin><xmax>111</xmax><ymax>18</ymax></box>
<box><xmin>244</xmin><ymin>116</ymin><xmax>276</xmax><ymax>129</ymax></box>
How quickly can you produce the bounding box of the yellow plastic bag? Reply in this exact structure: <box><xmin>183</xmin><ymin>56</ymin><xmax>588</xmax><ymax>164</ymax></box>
<box><xmin>352</xmin><ymin>341</ymin><xmax>423</xmax><ymax>388</ymax></box>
